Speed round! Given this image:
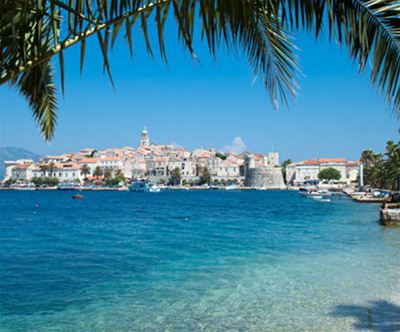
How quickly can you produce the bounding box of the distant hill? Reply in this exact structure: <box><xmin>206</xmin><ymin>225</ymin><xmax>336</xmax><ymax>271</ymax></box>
<box><xmin>0</xmin><ymin>147</ymin><xmax>41</xmax><ymax>178</ymax></box>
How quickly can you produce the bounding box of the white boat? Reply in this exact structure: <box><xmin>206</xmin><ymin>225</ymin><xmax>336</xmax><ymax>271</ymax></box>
<box><xmin>311</xmin><ymin>195</ymin><xmax>323</xmax><ymax>200</ymax></box>
<box><xmin>299</xmin><ymin>187</ymin><xmax>332</xmax><ymax>198</ymax></box>
<box><xmin>316</xmin><ymin>190</ymin><xmax>332</xmax><ymax>197</ymax></box>
<box><xmin>225</xmin><ymin>184</ymin><xmax>237</xmax><ymax>190</ymax></box>
<box><xmin>11</xmin><ymin>183</ymin><xmax>36</xmax><ymax>190</ymax></box>
<box><xmin>129</xmin><ymin>179</ymin><xmax>160</xmax><ymax>192</ymax></box>
<box><xmin>58</xmin><ymin>182</ymin><xmax>82</xmax><ymax>190</ymax></box>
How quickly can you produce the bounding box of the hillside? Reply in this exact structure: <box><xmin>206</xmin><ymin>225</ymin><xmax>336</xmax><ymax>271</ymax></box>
<box><xmin>0</xmin><ymin>147</ymin><xmax>41</xmax><ymax>178</ymax></box>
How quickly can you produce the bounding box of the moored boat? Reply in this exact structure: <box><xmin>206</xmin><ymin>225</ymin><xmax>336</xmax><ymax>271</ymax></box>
<box><xmin>225</xmin><ymin>184</ymin><xmax>238</xmax><ymax>190</ymax></box>
<box><xmin>299</xmin><ymin>187</ymin><xmax>331</xmax><ymax>198</ymax></box>
<box><xmin>58</xmin><ymin>182</ymin><xmax>82</xmax><ymax>190</ymax></box>
<box><xmin>10</xmin><ymin>183</ymin><xmax>36</xmax><ymax>190</ymax></box>
<box><xmin>129</xmin><ymin>179</ymin><xmax>160</xmax><ymax>192</ymax></box>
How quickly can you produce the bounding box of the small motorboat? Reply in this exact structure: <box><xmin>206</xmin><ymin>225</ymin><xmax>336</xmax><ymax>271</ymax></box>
<box><xmin>225</xmin><ymin>184</ymin><xmax>238</xmax><ymax>190</ymax></box>
<box><xmin>299</xmin><ymin>187</ymin><xmax>332</xmax><ymax>198</ymax></box>
<box><xmin>129</xmin><ymin>179</ymin><xmax>160</xmax><ymax>192</ymax></box>
<box><xmin>72</xmin><ymin>194</ymin><xmax>84</xmax><ymax>199</ymax></box>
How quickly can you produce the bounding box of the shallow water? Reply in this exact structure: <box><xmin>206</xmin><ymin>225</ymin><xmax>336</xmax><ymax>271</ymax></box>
<box><xmin>0</xmin><ymin>190</ymin><xmax>399</xmax><ymax>331</ymax></box>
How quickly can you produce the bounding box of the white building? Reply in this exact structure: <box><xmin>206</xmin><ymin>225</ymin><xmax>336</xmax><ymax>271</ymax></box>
<box><xmin>3</xmin><ymin>159</ymin><xmax>34</xmax><ymax>181</ymax></box>
<box><xmin>10</xmin><ymin>163</ymin><xmax>35</xmax><ymax>181</ymax></box>
<box><xmin>286</xmin><ymin>158</ymin><xmax>359</xmax><ymax>185</ymax></box>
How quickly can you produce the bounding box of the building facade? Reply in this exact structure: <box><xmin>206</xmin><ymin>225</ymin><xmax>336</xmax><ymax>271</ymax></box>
<box><xmin>286</xmin><ymin>158</ymin><xmax>360</xmax><ymax>185</ymax></box>
<box><xmin>3</xmin><ymin>128</ymin><xmax>286</xmax><ymax>188</ymax></box>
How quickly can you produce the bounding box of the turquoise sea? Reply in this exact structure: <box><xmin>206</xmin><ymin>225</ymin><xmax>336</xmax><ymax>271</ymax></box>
<box><xmin>0</xmin><ymin>190</ymin><xmax>399</xmax><ymax>331</ymax></box>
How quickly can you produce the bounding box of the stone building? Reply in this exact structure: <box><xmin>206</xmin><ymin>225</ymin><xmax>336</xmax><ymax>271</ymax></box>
<box><xmin>244</xmin><ymin>153</ymin><xmax>285</xmax><ymax>189</ymax></box>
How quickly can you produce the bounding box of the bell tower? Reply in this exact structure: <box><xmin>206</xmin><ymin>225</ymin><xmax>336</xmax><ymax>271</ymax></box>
<box><xmin>140</xmin><ymin>127</ymin><xmax>150</xmax><ymax>147</ymax></box>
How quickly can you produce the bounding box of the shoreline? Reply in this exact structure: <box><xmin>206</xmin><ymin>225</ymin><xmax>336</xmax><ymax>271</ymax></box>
<box><xmin>0</xmin><ymin>186</ymin><xmax>288</xmax><ymax>191</ymax></box>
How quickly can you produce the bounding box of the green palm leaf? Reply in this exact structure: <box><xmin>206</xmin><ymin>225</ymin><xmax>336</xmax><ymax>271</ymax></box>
<box><xmin>1</xmin><ymin>0</ymin><xmax>400</xmax><ymax>141</ymax></box>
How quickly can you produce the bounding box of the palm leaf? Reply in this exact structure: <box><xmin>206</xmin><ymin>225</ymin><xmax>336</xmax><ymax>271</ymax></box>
<box><xmin>14</xmin><ymin>61</ymin><xmax>58</xmax><ymax>141</ymax></box>
<box><xmin>1</xmin><ymin>0</ymin><xmax>400</xmax><ymax>141</ymax></box>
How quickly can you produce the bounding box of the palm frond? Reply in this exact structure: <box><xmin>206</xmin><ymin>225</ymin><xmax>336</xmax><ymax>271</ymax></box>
<box><xmin>1</xmin><ymin>0</ymin><xmax>400</xmax><ymax>141</ymax></box>
<box><xmin>14</xmin><ymin>61</ymin><xmax>58</xmax><ymax>141</ymax></box>
<box><xmin>325</xmin><ymin>0</ymin><xmax>400</xmax><ymax>112</ymax></box>
<box><xmin>253</xmin><ymin>6</ymin><xmax>299</xmax><ymax>108</ymax></box>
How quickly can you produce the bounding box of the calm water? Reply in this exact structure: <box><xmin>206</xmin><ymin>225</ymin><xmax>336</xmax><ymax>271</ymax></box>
<box><xmin>0</xmin><ymin>190</ymin><xmax>399</xmax><ymax>331</ymax></box>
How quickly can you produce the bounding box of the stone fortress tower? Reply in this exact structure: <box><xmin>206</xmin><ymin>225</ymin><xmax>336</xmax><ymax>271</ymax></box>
<box><xmin>244</xmin><ymin>152</ymin><xmax>286</xmax><ymax>189</ymax></box>
<box><xmin>140</xmin><ymin>127</ymin><xmax>150</xmax><ymax>147</ymax></box>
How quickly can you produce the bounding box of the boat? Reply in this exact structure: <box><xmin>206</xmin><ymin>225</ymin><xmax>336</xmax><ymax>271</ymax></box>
<box><xmin>225</xmin><ymin>184</ymin><xmax>238</xmax><ymax>190</ymax></box>
<box><xmin>128</xmin><ymin>179</ymin><xmax>160</xmax><ymax>192</ymax></box>
<box><xmin>310</xmin><ymin>195</ymin><xmax>323</xmax><ymax>200</ymax></box>
<box><xmin>10</xmin><ymin>183</ymin><xmax>36</xmax><ymax>190</ymax></box>
<box><xmin>299</xmin><ymin>187</ymin><xmax>332</xmax><ymax>198</ymax></box>
<box><xmin>72</xmin><ymin>194</ymin><xmax>84</xmax><ymax>199</ymax></box>
<box><xmin>58</xmin><ymin>182</ymin><xmax>82</xmax><ymax>190</ymax></box>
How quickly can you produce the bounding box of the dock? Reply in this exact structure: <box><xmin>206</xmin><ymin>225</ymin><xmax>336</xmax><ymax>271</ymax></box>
<box><xmin>380</xmin><ymin>203</ymin><xmax>400</xmax><ymax>226</ymax></box>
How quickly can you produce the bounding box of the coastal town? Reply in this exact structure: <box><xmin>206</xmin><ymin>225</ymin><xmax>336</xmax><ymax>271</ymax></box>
<box><xmin>2</xmin><ymin>128</ymin><xmax>361</xmax><ymax>190</ymax></box>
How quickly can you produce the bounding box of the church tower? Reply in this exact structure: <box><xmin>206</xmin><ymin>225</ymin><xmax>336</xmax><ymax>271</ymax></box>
<box><xmin>140</xmin><ymin>127</ymin><xmax>150</xmax><ymax>147</ymax></box>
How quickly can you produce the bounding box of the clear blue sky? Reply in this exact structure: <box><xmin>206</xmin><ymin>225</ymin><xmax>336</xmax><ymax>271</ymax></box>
<box><xmin>0</xmin><ymin>18</ymin><xmax>399</xmax><ymax>162</ymax></box>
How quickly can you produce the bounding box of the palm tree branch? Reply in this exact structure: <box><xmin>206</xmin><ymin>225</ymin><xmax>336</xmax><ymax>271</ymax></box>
<box><xmin>325</xmin><ymin>0</ymin><xmax>400</xmax><ymax>111</ymax></box>
<box><xmin>0</xmin><ymin>0</ymin><xmax>169</xmax><ymax>85</ymax></box>
<box><xmin>14</xmin><ymin>60</ymin><xmax>58</xmax><ymax>141</ymax></box>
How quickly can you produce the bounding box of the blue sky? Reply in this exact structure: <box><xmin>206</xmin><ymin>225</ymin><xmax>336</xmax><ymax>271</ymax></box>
<box><xmin>0</xmin><ymin>18</ymin><xmax>399</xmax><ymax>162</ymax></box>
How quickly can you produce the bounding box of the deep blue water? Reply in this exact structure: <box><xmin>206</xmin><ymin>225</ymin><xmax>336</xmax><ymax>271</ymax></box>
<box><xmin>0</xmin><ymin>190</ymin><xmax>399</xmax><ymax>331</ymax></box>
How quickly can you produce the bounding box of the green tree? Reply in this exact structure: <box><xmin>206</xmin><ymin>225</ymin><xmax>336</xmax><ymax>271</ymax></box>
<box><xmin>318</xmin><ymin>168</ymin><xmax>341</xmax><ymax>181</ymax></box>
<box><xmin>31</xmin><ymin>177</ymin><xmax>59</xmax><ymax>187</ymax></box>
<box><xmin>114</xmin><ymin>169</ymin><xmax>125</xmax><ymax>182</ymax></box>
<box><xmin>104</xmin><ymin>168</ymin><xmax>113</xmax><ymax>179</ymax></box>
<box><xmin>281</xmin><ymin>159</ymin><xmax>292</xmax><ymax>184</ymax></box>
<box><xmin>168</xmin><ymin>167</ymin><xmax>182</xmax><ymax>186</ymax></box>
<box><xmin>2</xmin><ymin>1</ymin><xmax>400</xmax><ymax>140</ymax></box>
<box><xmin>360</xmin><ymin>150</ymin><xmax>381</xmax><ymax>165</ymax></box>
<box><xmin>4</xmin><ymin>179</ymin><xmax>16</xmax><ymax>186</ymax></box>
<box><xmin>39</xmin><ymin>164</ymin><xmax>48</xmax><ymax>177</ymax></box>
<box><xmin>360</xmin><ymin>141</ymin><xmax>400</xmax><ymax>189</ymax></box>
<box><xmin>216</xmin><ymin>152</ymin><xmax>227</xmax><ymax>160</ymax></box>
<box><xmin>47</xmin><ymin>162</ymin><xmax>56</xmax><ymax>177</ymax></box>
<box><xmin>80</xmin><ymin>164</ymin><xmax>91</xmax><ymax>179</ymax></box>
<box><xmin>93</xmin><ymin>166</ymin><xmax>103</xmax><ymax>178</ymax></box>
<box><xmin>383</xmin><ymin>140</ymin><xmax>400</xmax><ymax>190</ymax></box>
<box><xmin>199</xmin><ymin>167</ymin><xmax>211</xmax><ymax>185</ymax></box>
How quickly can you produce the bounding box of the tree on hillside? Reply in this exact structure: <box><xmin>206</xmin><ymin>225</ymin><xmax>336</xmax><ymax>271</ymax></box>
<box><xmin>2</xmin><ymin>1</ymin><xmax>400</xmax><ymax>140</ymax></box>
<box><xmin>93</xmin><ymin>166</ymin><xmax>103</xmax><ymax>178</ymax></box>
<box><xmin>199</xmin><ymin>167</ymin><xmax>211</xmax><ymax>185</ymax></box>
<box><xmin>169</xmin><ymin>167</ymin><xmax>182</xmax><ymax>186</ymax></box>
<box><xmin>318</xmin><ymin>168</ymin><xmax>341</xmax><ymax>181</ymax></box>
<box><xmin>80</xmin><ymin>164</ymin><xmax>91</xmax><ymax>179</ymax></box>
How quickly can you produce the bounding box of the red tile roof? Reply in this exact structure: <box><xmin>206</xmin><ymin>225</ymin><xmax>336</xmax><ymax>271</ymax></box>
<box><xmin>79</xmin><ymin>158</ymin><xmax>100</xmax><ymax>163</ymax></box>
<box><xmin>14</xmin><ymin>164</ymin><xmax>31</xmax><ymax>169</ymax></box>
<box><xmin>319</xmin><ymin>158</ymin><xmax>346</xmax><ymax>163</ymax></box>
<box><xmin>303</xmin><ymin>159</ymin><xmax>320</xmax><ymax>165</ymax></box>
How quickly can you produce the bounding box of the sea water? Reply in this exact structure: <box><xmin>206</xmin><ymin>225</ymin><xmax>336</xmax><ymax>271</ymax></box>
<box><xmin>0</xmin><ymin>190</ymin><xmax>399</xmax><ymax>331</ymax></box>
